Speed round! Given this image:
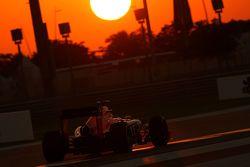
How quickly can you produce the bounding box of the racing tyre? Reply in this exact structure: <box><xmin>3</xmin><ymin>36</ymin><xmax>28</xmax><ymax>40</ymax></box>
<box><xmin>109</xmin><ymin>122</ymin><xmax>132</xmax><ymax>153</ymax></box>
<box><xmin>42</xmin><ymin>131</ymin><xmax>68</xmax><ymax>162</ymax></box>
<box><xmin>149</xmin><ymin>116</ymin><xmax>170</xmax><ymax>147</ymax></box>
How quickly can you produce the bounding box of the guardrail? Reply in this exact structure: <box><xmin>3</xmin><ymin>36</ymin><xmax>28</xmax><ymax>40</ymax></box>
<box><xmin>1</xmin><ymin>66</ymin><xmax>250</xmax><ymax>113</ymax></box>
<box><xmin>1</xmin><ymin>67</ymin><xmax>250</xmax><ymax>139</ymax></box>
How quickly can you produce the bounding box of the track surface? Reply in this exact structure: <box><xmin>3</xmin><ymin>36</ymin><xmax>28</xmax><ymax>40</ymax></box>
<box><xmin>1</xmin><ymin>105</ymin><xmax>250</xmax><ymax>167</ymax></box>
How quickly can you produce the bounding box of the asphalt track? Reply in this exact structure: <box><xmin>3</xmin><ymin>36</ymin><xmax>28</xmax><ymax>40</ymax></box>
<box><xmin>1</xmin><ymin>105</ymin><xmax>250</xmax><ymax>167</ymax></box>
<box><xmin>34</xmin><ymin>129</ymin><xmax>250</xmax><ymax>167</ymax></box>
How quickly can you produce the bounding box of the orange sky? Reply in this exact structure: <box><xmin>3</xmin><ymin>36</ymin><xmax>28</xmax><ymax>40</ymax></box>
<box><xmin>1</xmin><ymin>0</ymin><xmax>250</xmax><ymax>56</ymax></box>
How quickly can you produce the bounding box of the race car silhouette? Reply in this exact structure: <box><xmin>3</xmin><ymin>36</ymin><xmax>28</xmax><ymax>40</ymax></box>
<box><xmin>42</xmin><ymin>100</ymin><xmax>170</xmax><ymax>162</ymax></box>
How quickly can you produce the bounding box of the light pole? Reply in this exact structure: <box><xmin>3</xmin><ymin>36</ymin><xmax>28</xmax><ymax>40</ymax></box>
<box><xmin>202</xmin><ymin>0</ymin><xmax>209</xmax><ymax>24</ymax></box>
<box><xmin>142</xmin><ymin>0</ymin><xmax>156</xmax><ymax>82</ymax></box>
<box><xmin>11</xmin><ymin>29</ymin><xmax>23</xmax><ymax>55</ymax></box>
<box><xmin>11</xmin><ymin>28</ymin><xmax>28</xmax><ymax>98</ymax></box>
<box><xmin>211</xmin><ymin>0</ymin><xmax>224</xmax><ymax>25</ymax></box>
<box><xmin>134</xmin><ymin>8</ymin><xmax>147</xmax><ymax>48</ymax></box>
<box><xmin>59</xmin><ymin>22</ymin><xmax>75</xmax><ymax>94</ymax></box>
<box><xmin>54</xmin><ymin>8</ymin><xmax>62</xmax><ymax>40</ymax></box>
<box><xmin>134</xmin><ymin>7</ymin><xmax>153</xmax><ymax>82</ymax></box>
<box><xmin>59</xmin><ymin>22</ymin><xmax>71</xmax><ymax>43</ymax></box>
<box><xmin>142</xmin><ymin>0</ymin><xmax>153</xmax><ymax>50</ymax></box>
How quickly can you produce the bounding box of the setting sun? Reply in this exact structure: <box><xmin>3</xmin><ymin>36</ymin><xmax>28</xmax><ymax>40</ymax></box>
<box><xmin>90</xmin><ymin>0</ymin><xmax>131</xmax><ymax>21</ymax></box>
<box><xmin>1</xmin><ymin>0</ymin><xmax>250</xmax><ymax>55</ymax></box>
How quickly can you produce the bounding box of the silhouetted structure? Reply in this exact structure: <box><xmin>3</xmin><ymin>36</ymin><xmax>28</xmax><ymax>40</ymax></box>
<box><xmin>142</xmin><ymin>0</ymin><xmax>153</xmax><ymax>49</ymax></box>
<box><xmin>173</xmin><ymin>0</ymin><xmax>193</xmax><ymax>31</ymax></box>
<box><xmin>202</xmin><ymin>0</ymin><xmax>209</xmax><ymax>24</ymax></box>
<box><xmin>173</xmin><ymin>0</ymin><xmax>193</xmax><ymax>50</ymax></box>
<box><xmin>11</xmin><ymin>29</ymin><xmax>23</xmax><ymax>55</ymax></box>
<box><xmin>134</xmin><ymin>8</ymin><xmax>147</xmax><ymax>51</ymax></box>
<box><xmin>58</xmin><ymin>22</ymin><xmax>71</xmax><ymax>40</ymax></box>
<box><xmin>29</xmin><ymin>0</ymin><xmax>55</xmax><ymax>96</ymax></box>
<box><xmin>10</xmin><ymin>28</ymin><xmax>29</xmax><ymax>98</ymax></box>
<box><xmin>211</xmin><ymin>0</ymin><xmax>224</xmax><ymax>25</ymax></box>
<box><xmin>58</xmin><ymin>22</ymin><xmax>75</xmax><ymax>93</ymax></box>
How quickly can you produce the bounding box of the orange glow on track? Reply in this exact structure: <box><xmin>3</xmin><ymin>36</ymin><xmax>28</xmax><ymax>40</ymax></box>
<box><xmin>170</xmin><ymin>128</ymin><xmax>250</xmax><ymax>145</ymax></box>
<box><xmin>1</xmin><ymin>0</ymin><xmax>250</xmax><ymax>56</ymax></box>
<box><xmin>133</xmin><ymin>128</ymin><xmax>250</xmax><ymax>152</ymax></box>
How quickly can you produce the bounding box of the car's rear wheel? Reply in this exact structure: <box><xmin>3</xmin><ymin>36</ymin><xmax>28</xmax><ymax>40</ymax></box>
<box><xmin>149</xmin><ymin>115</ymin><xmax>170</xmax><ymax>147</ymax></box>
<box><xmin>109</xmin><ymin>122</ymin><xmax>132</xmax><ymax>153</ymax></box>
<box><xmin>42</xmin><ymin>131</ymin><xmax>68</xmax><ymax>162</ymax></box>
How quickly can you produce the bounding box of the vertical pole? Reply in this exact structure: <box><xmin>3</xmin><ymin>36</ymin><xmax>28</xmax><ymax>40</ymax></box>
<box><xmin>218</xmin><ymin>12</ymin><xmax>222</xmax><ymax>25</ymax></box>
<box><xmin>54</xmin><ymin>8</ymin><xmax>61</xmax><ymax>40</ymax></box>
<box><xmin>140</xmin><ymin>22</ymin><xmax>152</xmax><ymax>82</ymax></box>
<box><xmin>29</xmin><ymin>0</ymin><xmax>47</xmax><ymax>55</ymax></box>
<box><xmin>140</xmin><ymin>22</ymin><xmax>147</xmax><ymax>53</ymax></box>
<box><xmin>17</xmin><ymin>44</ymin><xmax>22</xmax><ymax>56</ymax></box>
<box><xmin>142</xmin><ymin>0</ymin><xmax>153</xmax><ymax>48</ymax></box>
<box><xmin>202</xmin><ymin>0</ymin><xmax>209</xmax><ymax>24</ymax></box>
<box><xmin>17</xmin><ymin>44</ymin><xmax>28</xmax><ymax>98</ymax></box>
<box><xmin>142</xmin><ymin>0</ymin><xmax>154</xmax><ymax>82</ymax></box>
<box><xmin>65</xmin><ymin>37</ymin><xmax>75</xmax><ymax>94</ymax></box>
<box><xmin>54</xmin><ymin>7</ymin><xmax>57</xmax><ymax>40</ymax></box>
<box><xmin>29</xmin><ymin>0</ymin><xmax>54</xmax><ymax>96</ymax></box>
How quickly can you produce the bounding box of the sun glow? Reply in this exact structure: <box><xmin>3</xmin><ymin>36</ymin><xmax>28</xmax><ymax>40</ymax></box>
<box><xmin>90</xmin><ymin>0</ymin><xmax>131</xmax><ymax>21</ymax></box>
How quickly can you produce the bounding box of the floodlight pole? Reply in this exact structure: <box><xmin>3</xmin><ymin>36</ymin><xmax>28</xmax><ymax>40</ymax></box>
<box><xmin>211</xmin><ymin>0</ymin><xmax>224</xmax><ymax>25</ymax></box>
<box><xmin>59</xmin><ymin>22</ymin><xmax>75</xmax><ymax>95</ymax></box>
<box><xmin>17</xmin><ymin>44</ymin><xmax>28</xmax><ymax>98</ymax></box>
<box><xmin>134</xmin><ymin>8</ymin><xmax>147</xmax><ymax>51</ymax></box>
<box><xmin>143</xmin><ymin>0</ymin><xmax>153</xmax><ymax>49</ymax></box>
<box><xmin>218</xmin><ymin>11</ymin><xmax>222</xmax><ymax>25</ymax></box>
<box><xmin>202</xmin><ymin>0</ymin><xmax>209</xmax><ymax>24</ymax></box>
<box><xmin>134</xmin><ymin>6</ymin><xmax>153</xmax><ymax>83</ymax></box>
<box><xmin>64</xmin><ymin>36</ymin><xmax>75</xmax><ymax>95</ymax></box>
<box><xmin>142</xmin><ymin>0</ymin><xmax>155</xmax><ymax>82</ymax></box>
<box><xmin>17</xmin><ymin>43</ymin><xmax>22</xmax><ymax>56</ymax></box>
<box><xmin>11</xmin><ymin>28</ymin><xmax>28</xmax><ymax>98</ymax></box>
<box><xmin>54</xmin><ymin>8</ymin><xmax>61</xmax><ymax>40</ymax></box>
<box><xmin>140</xmin><ymin>21</ymin><xmax>147</xmax><ymax>50</ymax></box>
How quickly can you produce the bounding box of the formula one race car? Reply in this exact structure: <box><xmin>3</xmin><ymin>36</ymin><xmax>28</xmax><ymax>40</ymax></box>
<box><xmin>42</xmin><ymin>100</ymin><xmax>170</xmax><ymax>162</ymax></box>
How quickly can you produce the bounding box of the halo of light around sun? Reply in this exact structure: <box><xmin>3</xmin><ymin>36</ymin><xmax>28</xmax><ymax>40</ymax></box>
<box><xmin>90</xmin><ymin>0</ymin><xmax>131</xmax><ymax>21</ymax></box>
